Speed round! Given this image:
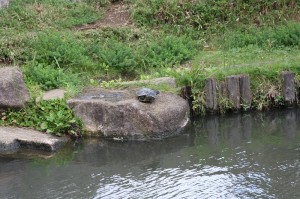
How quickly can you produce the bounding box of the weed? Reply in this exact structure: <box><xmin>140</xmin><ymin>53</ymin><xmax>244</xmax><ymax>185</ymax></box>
<box><xmin>22</xmin><ymin>61</ymin><xmax>82</xmax><ymax>91</ymax></box>
<box><xmin>222</xmin><ymin>23</ymin><xmax>300</xmax><ymax>49</ymax></box>
<box><xmin>139</xmin><ymin>35</ymin><xmax>197</xmax><ymax>68</ymax></box>
<box><xmin>28</xmin><ymin>31</ymin><xmax>93</xmax><ymax>71</ymax></box>
<box><xmin>0</xmin><ymin>99</ymin><xmax>83</xmax><ymax>137</ymax></box>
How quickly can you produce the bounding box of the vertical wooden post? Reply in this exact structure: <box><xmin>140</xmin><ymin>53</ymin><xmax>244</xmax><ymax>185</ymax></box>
<box><xmin>239</xmin><ymin>74</ymin><xmax>252</xmax><ymax>108</ymax></box>
<box><xmin>226</xmin><ymin>75</ymin><xmax>240</xmax><ymax>109</ymax></box>
<box><xmin>180</xmin><ymin>86</ymin><xmax>194</xmax><ymax>116</ymax></box>
<box><xmin>205</xmin><ymin>78</ymin><xmax>218</xmax><ymax>112</ymax></box>
<box><xmin>281</xmin><ymin>71</ymin><xmax>296</xmax><ymax>106</ymax></box>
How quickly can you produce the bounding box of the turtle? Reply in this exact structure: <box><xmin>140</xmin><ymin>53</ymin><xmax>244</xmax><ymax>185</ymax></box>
<box><xmin>136</xmin><ymin>88</ymin><xmax>160</xmax><ymax>103</ymax></box>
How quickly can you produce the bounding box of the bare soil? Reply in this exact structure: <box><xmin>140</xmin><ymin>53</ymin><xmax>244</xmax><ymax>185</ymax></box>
<box><xmin>76</xmin><ymin>2</ymin><xmax>130</xmax><ymax>31</ymax></box>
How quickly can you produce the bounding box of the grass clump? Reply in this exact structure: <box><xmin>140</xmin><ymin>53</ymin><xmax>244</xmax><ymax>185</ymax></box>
<box><xmin>223</xmin><ymin>23</ymin><xmax>300</xmax><ymax>49</ymax></box>
<box><xmin>28</xmin><ymin>31</ymin><xmax>94</xmax><ymax>71</ymax></box>
<box><xmin>0</xmin><ymin>0</ymin><xmax>102</xmax><ymax>31</ymax></box>
<box><xmin>139</xmin><ymin>35</ymin><xmax>196</xmax><ymax>68</ymax></box>
<box><xmin>22</xmin><ymin>61</ymin><xmax>82</xmax><ymax>91</ymax></box>
<box><xmin>130</xmin><ymin>0</ymin><xmax>300</xmax><ymax>32</ymax></box>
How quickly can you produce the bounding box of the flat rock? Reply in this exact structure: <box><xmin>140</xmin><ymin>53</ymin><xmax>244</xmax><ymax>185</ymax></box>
<box><xmin>0</xmin><ymin>67</ymin><xmax>30</xmax><ymax>109</ymax></box>
<box><xmin>0</xmin><ymin>127</ymin><xmax>69</xmax><ymax>152</ymax></box>
<box><xmin>68</xmin><ymin>88</ymin><xmax>190</xmax><ymax>140</ymax></box>
<box><xmin>42</xmin><ymin>89</ymin><xmax>65</xmax><ymax>101</ymax></box>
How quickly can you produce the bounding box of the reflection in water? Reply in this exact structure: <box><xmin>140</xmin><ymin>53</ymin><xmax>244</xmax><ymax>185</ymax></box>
<box><xmin>1</xmin><ymin>109</ymin><xmax>300</xmax><ymax>198</ymax></box>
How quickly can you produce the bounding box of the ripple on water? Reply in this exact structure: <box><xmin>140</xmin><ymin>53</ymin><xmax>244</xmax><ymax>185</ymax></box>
<box><xmin>93</xmin><ymin>163</ymin><xmax>274</xmax><ymax>199</ymax></box>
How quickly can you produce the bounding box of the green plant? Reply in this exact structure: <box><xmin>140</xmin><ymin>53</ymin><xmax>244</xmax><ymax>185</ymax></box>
<box><xmin>0</xmin><ymin>99</ymin><xmax>83</xmax><ymax>137</ymax></box>
<box><xmin>28</xmin><ymin>31</ymin><xmax>93</xmax><ymax>71</ymax></box>
<box><xmin>131</xmin><ymin>0</ymin><xmax>300</xmax><ymax>33</ymax></box>
<box><xmin>22</xmin><ymin>61</ymin><xmax>82</xmax><ymax>91</ymax></box>
<box><xmin>139</xmin><ymin>35</ymin><xmax>196</xmax><ymax>68</ymax></box>
<box><xmin>90</xmin><ymin>39</ymin><xmax>137</xmax><ymax>74</ymax></box>
<box><xmin>0</xmin><ymin>0</ymin><xmax>102</xmax><ymax>30</ymax></box>
<box><xmin>222</xmin><ymin>23</ymin><xmax>300</xmax><ymax>49</ymax></box>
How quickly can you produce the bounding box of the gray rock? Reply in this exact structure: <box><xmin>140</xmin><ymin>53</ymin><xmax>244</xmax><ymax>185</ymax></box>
<box><xmin>0</xmin><ymin>127</ymin><xmax>69</xmax><ymax>152</ymax></box>
<box><xmin>36</xmin><ymin>89</ymin><xmax>65</xmax><ymax>102</ymax></box>
<box><xmin>0</xmin><ymin>0</ymin><xmax>9</xmax><ymax>8</ymax></box>
<box><xmin>68</xmin><ymin>88</ymin><xmax>190</xmax><ymax>140</ymax></box>
<box><xmin>0</xmin><ymin>67</ymin><xmax>30</xmax><ymax>109</ymax></box>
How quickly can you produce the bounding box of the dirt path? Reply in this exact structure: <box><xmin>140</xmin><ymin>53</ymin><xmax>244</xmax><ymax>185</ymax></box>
<box><xmin>76</xmin><ymin>1</ymin><xmax>130</xmax><ymax>31</ymax></box>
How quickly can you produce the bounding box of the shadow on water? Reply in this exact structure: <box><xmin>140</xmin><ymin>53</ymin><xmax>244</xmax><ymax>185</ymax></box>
<box><xmin>1</xmin><ymin>108</ymin><xmax>300</xmax><ymax>198</ymax></box>
<box><xmin>194</xmin><ymin>108</ymin><xmax>300</xmax><ymax>148</ymax></box>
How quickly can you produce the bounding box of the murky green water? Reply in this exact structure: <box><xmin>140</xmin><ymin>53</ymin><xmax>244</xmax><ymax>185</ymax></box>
<box><xmin>1</xmin><ymin>109</ymin><xmax>300</xmax><ymax>199</ymax></box>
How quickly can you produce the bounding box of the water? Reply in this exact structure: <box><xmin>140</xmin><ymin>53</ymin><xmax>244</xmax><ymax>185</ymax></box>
<box><xmin>1</xmin><ymin>109</ymin><xmax>300</xmax><ymax>199</ymax></box>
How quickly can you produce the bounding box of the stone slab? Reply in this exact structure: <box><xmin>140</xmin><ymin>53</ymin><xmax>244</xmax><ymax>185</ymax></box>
<box><xmin>0</xmin><ymin>127</ymin><xmax>69</xmax><ymax>152</ymax></box>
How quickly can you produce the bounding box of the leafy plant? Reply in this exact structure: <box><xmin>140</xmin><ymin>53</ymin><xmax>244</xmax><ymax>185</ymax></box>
<box><xmin>0</xmin><ymin>99</ymin><xmax>83</xmax><ymax>137</ymax></box>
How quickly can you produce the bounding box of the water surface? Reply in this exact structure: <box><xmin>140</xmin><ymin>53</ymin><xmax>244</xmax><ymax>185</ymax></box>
<box><xmin>1</xmin><ymin>109</ymin><xmax>300</xmax><ymax>198</ymax></box>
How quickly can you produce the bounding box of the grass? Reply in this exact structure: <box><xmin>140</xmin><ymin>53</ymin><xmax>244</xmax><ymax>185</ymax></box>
<box><xmin>1</xmin><ymin>0</ymin><xmax>300</xmax><ymax>135</ymax></box>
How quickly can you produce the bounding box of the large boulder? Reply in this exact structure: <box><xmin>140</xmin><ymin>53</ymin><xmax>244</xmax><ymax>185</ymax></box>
<box><xmin>67</xmin><ymin>88</ymin><xmax>190</xmax><ymax>140</ymax></box>
<box><xmin>0</xmin><ymin>67</ymin><xmax>30</xmax><ymax>109</ymax></box>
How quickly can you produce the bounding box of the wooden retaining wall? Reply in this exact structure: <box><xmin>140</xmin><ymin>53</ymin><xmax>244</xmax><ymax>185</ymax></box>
<box><xmin>181</xmin><ymin>71</ymin><xmax>296</xmax><ymax>114</ymax></box>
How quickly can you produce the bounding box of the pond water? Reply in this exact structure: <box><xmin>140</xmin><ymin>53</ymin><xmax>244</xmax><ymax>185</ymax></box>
<box><xmin>1</xmin><ymin>108</ymin><xmax>300</xmax><ymax>199</ymax></box>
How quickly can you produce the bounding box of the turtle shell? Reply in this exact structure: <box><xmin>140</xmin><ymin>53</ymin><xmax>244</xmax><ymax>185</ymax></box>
<box><xmin>136</xmin><ymin>88</ymin><xmax>159</xmax><ymax>103</ymax></box>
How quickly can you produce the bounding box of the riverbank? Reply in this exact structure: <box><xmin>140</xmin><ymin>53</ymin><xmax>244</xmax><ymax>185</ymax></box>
<box><xmin>1</xmin><ymin>0</ymin><xmax>300</xmax><ymax>139</ymax></box>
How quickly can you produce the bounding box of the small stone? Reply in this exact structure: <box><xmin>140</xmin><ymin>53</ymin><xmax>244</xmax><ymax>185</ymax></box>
<box><xmin>43</xmin><ymin>89</ymin><xmax>65</xmax><ymax>101</ymax></box>
<box><xmin>0</xmin><ymin>67</ymin><xmax>30</xmax><ymax>109</ymax></box>
<box><xmin>0</xmin><ymin>0</ymin><xmax>9</xmax><ymax>8</ymax></box>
